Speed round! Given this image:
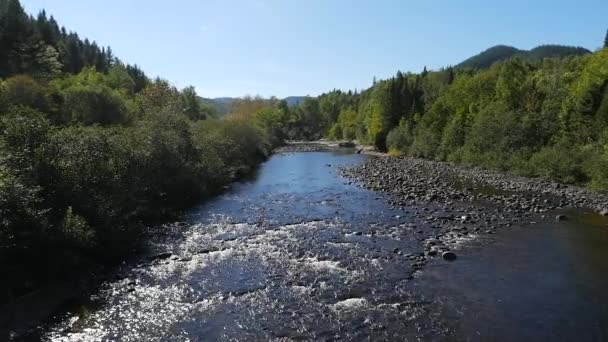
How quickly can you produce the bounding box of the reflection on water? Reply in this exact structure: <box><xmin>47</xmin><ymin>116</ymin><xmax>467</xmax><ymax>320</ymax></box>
<box><xmin>30</xmin><ymin>150</ymin><xmax>608</xmax><ymax>341</ymax></box>
<box><xmin>415</xmin><ymin>209</ymin><xmax>608</xmax><ymax>341</ymax></box>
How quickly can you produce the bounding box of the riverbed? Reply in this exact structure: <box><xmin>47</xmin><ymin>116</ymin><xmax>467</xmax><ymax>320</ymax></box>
<box><xmin>17</xmin><ymin>147</ymin><xmax>608</xmax><ymax>341</ymax></box>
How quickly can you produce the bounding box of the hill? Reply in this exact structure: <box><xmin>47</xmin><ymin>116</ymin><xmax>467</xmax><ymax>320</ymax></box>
<box><xmin>199</xmin><ymin>96</ymin><xmax>306</xmax><ymax>118</ymax></box>
<box><xmin>457</xmin><ymin>44</ymin><xmax>591</xmax><ymax>69</ymax></box>
<box><xmin>284</xmin><ymin>96</ymin><xmax>307</xmax><ymax>106</ymax></box>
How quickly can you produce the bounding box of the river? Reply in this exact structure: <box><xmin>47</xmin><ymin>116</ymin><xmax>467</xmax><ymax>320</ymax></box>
<box><xmin>23</xmin><ymin>149</ymin><xmax>608</xmax><ymax>341</ymax></box>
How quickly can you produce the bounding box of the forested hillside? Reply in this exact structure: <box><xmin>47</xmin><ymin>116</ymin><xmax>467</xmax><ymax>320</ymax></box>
<box><xmin>297</xmin><ymin>43</ymin><xmax>608</xmax><ymax>189</ymax></box>
<box><xmin>0</xmin><ymin>0</ymin><xmax>297</xmax><ymax>302</ymax></box>
<box><xmin>457</xmin><ymin>44</ymin><xmax>590</xmax><ymax>69</ymax></box>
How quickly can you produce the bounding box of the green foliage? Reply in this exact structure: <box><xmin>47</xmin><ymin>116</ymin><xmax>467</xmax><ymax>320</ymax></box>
<box><xmin>106</xmin><ymin>64</ymin><xmax>136</xmax><ymax>95</ymax></box>
<box><xmin>180</xmin><ymin>86</ymin><xmax>206</xmax><ymax>121</ymax></box>
<box><xmin>0</xmin><ymin>107</ymin><xmax>50</xmax><ymax>252</ymax></box>
<box><xmin>0</xmin><ymin>75</ymin><xmax>49</xmax><ymax>112</ymax></box>
<box><xmin>61</xmin><ymin>84</ymin><xmax>128</xmax><ymax>125</ymax></box>
<box><xmin>528</xmin><ymin>138</ymin><xmax>591</xmax><ymax>184</ymax></box>
<box><xmin>386</xmin><ymin>120</ymin><xmax>413</xmax><ymax>154</ymax></box>
<box><xmin>302</xmin><ymin>47</ymin><xmax>608</xmax><ymax>190</ymax></box>
<box><xmin>335</xmin><ymin>108</ymin><xmax>359</xmax><ymax>140</ymax></box>
<box><xmin>0</xmin><ymin>1</ymin><xmax>289</xmax><ymax>299</ymax></box>
<box><xmin>0</xmin><ymin>0</ymin><xmax>148</xmax><ymax>85</ymax></box>
<box><xmin>60</xmin><ymin>206</ymin><xmax>95</xmax><ymax>249</ymax></box>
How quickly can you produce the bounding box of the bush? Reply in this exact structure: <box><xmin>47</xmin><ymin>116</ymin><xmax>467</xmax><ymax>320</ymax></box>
<box><xmin>386</xmin><ymin>121</ymin><xmax>413</xmax><ymax>154</ymax></box>
<box><xmin>528</xmin><ymin>138</ymin><xmax>591</xmax><ymax>184</ymax></box>
<box><xmin>62</xmin><ymin>85</ymin><xmax>128</xmax><ymax>125</ymax></box>
<box><xmin>60</xmin><ymin>206</ymin><xmax>95</xmax><ymax>249</ymax></box>
<box><xmin>0</xmin><ymin>75</ymin><xmax>49</xmax><ymax>113</ymax></box>
<box><xmin>192</xmin><ymin>118</ymin><xmax>270</xmax><ymax>180</ymax></box>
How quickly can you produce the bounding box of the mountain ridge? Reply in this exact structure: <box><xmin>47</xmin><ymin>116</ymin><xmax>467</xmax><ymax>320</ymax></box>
<box><xmin>457</xmin><ymin>44</ymin><xmax>591</xmax><ymax>69</ymax></box>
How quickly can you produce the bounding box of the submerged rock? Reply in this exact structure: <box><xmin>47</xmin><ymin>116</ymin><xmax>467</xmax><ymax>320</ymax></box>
<box><xmin>442</xmin><ymin>251</ymin><xmax>457</xmax><ymax>261</ymax></box>
<box><xmin>555</xmin><ymin>215</ymin><xmax>567</xmax><ymax>222</ymax></box>
<box><xmin>150</xmin><ymin>252</ymin><xmax>172</xmax><ymax>261</ymax></box>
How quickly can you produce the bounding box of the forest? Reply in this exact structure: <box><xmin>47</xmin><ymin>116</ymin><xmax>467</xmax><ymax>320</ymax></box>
<box><xmin>0</xmin><ymin>0</ymin><xmax>308</xmax><ymax>301</ymax></box>
<box><xmin>302</xmin><ymin>38</ymin><xmax>608</xmax><ymax>189</ymax></box>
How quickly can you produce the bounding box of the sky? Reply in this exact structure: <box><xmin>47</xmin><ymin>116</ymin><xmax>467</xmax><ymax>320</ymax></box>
<box><xmin>20</xmin><ymin>0</ymin><xmax>608</xmax><ymax>99</ymax></box>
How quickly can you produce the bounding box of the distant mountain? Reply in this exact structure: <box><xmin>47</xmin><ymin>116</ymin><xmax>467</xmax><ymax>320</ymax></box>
<box><xmin>457</xmin><ymin>44</ymin><xmax>591</xmax><ymax>69</ymax></box>
<box><xmin>283</xmin><ymin>96</ymin><xmax>307</xmax><ymax>106</ymax></box>
<box><xmin>197</xmin><ymin>97</ymin><xmax>232</xmax><ymax>118</ymax></box>
<box><xmin>198</xmin><ymin>96</ymin><xmax>306</xmax><ymax>118</ymax></box>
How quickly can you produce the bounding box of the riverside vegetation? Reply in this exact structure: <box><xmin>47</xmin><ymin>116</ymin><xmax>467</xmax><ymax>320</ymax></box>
<box><xmin>0</xmin><ymin>0</ymin><xmax>314</xmax><ymax>302</ymax></box>
<box><xmin>305</xmin><ymin>39</ymin><xmax>608</xmax><ymax>190</ymax></box>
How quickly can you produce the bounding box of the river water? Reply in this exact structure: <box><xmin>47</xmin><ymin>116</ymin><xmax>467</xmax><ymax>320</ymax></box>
<box><xmin>34</xmin><ymin>150</ymin><xmax>608</xmax><ymax>341</ymax></box>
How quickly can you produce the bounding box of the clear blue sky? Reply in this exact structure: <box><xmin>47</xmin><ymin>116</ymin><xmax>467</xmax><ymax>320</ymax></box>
<box><xmin>20</xmin><ymin>0</ymin><xmax>608</xmax><ymax>98</ymax></box>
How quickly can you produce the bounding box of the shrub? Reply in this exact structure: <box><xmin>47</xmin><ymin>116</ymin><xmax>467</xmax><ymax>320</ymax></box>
<box><xmin>62</xmin><ymin>85</ymin><xmax>128</xmax><ymax>125</ymax></box>
<box><xmin>0</xmin><ymin>75</ymin><xmax>49</xmax><ymax>112</ymax></box>
<box><xmin>386</xmin><ymin>121</ymin><xmax>413</xmax><ymax>154</ymax></box>
<box><xmin>528</xmin><ymin>138</ymin><xmax>591</xmax><ymax>184</ymax></box>
<box><xmin>60</xmin><ymin>206</ymin><xmax>95</xmax><ymax>249</ymax></box>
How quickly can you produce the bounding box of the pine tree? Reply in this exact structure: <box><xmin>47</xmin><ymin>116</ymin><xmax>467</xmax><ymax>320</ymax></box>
<box><xmin>180</xmin><ymin>86</ymin><xmax>205</xmax><ymax>120</ymax></box>
<box><xmin>0</xmin><ymin>0</ymin><xmax>32</xmax><ymax>77</ymax></box>
<box><xmin>126</xmin><ymin>64</ymin><xmax>149</xmax><ymax>93</ymax></box>
<box><xmin>604</xmin><ymin>29</ymin><xmax>608</xmax><ymax>48</ymax></box>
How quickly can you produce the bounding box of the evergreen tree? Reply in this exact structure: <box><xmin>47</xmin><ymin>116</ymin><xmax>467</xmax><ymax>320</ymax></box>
<box><xmin>0</xmin><ymin>0</ymin><xmax>31</xmax><ymax>77</ymax></box>
<box><xmin>0</xmin><ymin>0</ymin><xmax>142</xmax><ymax>80</ymax></box>
<box><xmin>604</xmin><ymin>29</ymin><xmax>608</xmax><ymax>48</ymax></box>
<box><xmin>180</xmin><ymin>86</ymin><xmax>205</xmax><ymax>120</ymax></box>
<box><xmin>126</xmin><ymin>64</ymin><xmax>149</xmax><ymax>93</ymax></box>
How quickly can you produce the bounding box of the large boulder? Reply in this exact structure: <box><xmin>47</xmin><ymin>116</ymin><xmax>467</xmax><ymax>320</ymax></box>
<box><xmin>339</xmin><ymin>141</ymin><xmax>356</xmax><ymax>148</ymax></box>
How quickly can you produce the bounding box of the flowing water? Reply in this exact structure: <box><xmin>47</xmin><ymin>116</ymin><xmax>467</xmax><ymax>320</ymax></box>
<box><xmin>21</xmin><ymin>150</ymin><xmax>608</xmax><ymax>341</ymax></box>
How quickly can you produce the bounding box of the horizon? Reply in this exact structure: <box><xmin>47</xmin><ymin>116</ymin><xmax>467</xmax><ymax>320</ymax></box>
<box><xmin>20</xmin><ymin>0</ymin><xmax>608</xmax><ymax>98</ymax></box>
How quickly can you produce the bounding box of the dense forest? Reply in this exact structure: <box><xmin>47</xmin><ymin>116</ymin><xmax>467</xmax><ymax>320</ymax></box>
<box><xmin>456</xmin><ymin>44</ymin><xmax>590</xmax><ymax>69</ymax></box>
<box><xmin>289</xmin><ymin>37</ymin><xmax>608</xmax><ymax>190</ymax></box>
<box><xmin>0</xmin><ymin>0</ymin><xmax>305</xmax><ymax>301</ymax></box>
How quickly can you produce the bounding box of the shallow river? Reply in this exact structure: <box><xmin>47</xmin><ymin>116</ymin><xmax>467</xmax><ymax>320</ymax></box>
<box><xmin>38</xmin><ymin>150</ymin><xmax>608</xmax><ymax>341</ymax></box>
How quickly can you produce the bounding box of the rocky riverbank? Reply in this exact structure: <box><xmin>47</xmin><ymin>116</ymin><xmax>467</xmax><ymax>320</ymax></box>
<box><xmin>273</xmin><ymin>141</ymin><xmax>335</xmax><ymax>153</ymax></box>
<box><xmin>340</xmin><ymin>155</ymin><xmax>608</xmax><ymax>261</ymax></box>
<box><xmin>274</xmin><ymin>140</ymin><xmax>382</xmax><ymax>155</ymax></box>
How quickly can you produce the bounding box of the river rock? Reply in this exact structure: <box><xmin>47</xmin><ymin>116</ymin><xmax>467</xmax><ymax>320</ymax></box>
<box><xmin>150</xmin><ymin>252</ymin><xmax>172</xmax><ymax>261</ymax></box>
<box><xmin>555</xmin><ymin>215</ymin><xmax>567</xmax><ymax>222</ymax></box>
<box><xmin>442</xmin><ymin>251</ymin><xmax>457</xmax><ymax>261</ymax></box>
<box><xmin>600</xmin><ymin>209</ymin><xmax>608</xmax><ymax>216</ymax></box>
<box><xmin>339</xmin><ymin>141</ymin><xmax>356</xmax><ymax>148</ymax></box>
